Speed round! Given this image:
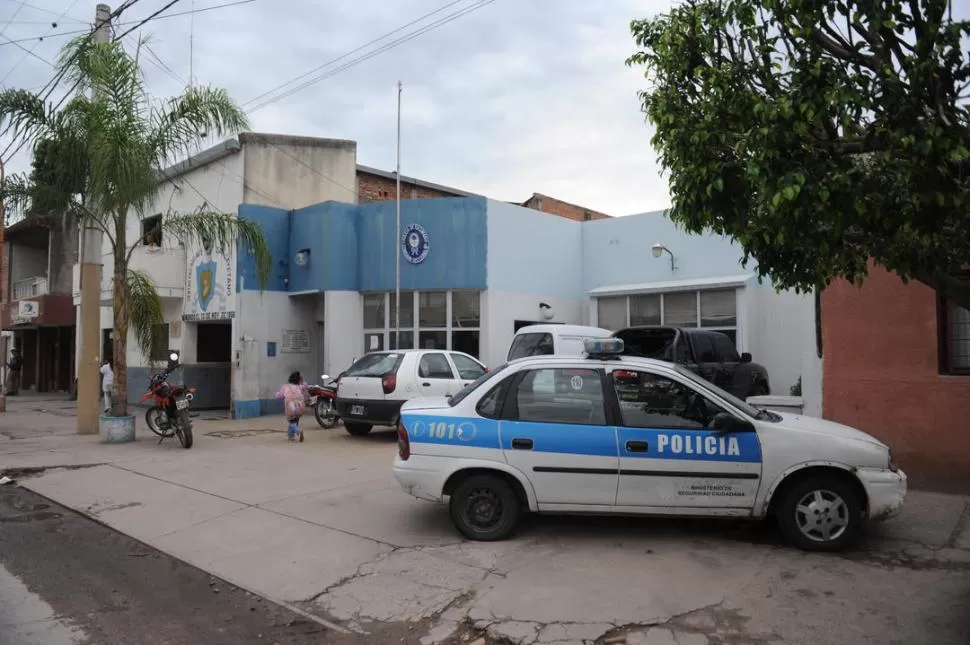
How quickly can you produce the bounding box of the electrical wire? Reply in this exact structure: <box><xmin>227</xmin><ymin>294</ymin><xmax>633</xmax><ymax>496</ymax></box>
<box><xmin>0</xmin><ymin>1</ymin><xmax>25</xmax><ymax>40</ymax></box>
<box><xmin>242</xmin><ymin>0</ymin><xmax>468</xmax><ymax>109</ymax></box>
<box><xmin>114</xmin><ymin>0</ymin><xmax>183</xmax><ymax>41</ymax></box>
<box><xmin>0</xmin><ymin>0</ymin><xmax>83</xmax><ymax>85</ymax></box>
<box><xmin>245</xmin><ymin>0</ymin><xmax>497</xmax><ymax>114</ymax></box>
<box><xmin>0</xmin><ymin>0</ymin><xmax>256</xmax><ymax>48</ymax></box>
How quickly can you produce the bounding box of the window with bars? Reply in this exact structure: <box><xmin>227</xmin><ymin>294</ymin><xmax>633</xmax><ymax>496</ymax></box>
<box><xmin>595</xmin><ymin>289</ymin><xmax>738</xmax><ymax>344</ymax></box>
<box><xmin>362</xmin><ymin>290</ymin><xmax>482</xmax><ymax>358</ymax></box>
<box><xmin>940</xmin><ymin>298</ymin><xmax>970</xmax><ymax>375</ymax></box>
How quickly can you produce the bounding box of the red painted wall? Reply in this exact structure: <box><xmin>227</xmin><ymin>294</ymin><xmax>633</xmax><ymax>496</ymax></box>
<box><xmin>823</xmin><ymin>266</ymin><xmax>970</xmax><ymax>492</ymax></box>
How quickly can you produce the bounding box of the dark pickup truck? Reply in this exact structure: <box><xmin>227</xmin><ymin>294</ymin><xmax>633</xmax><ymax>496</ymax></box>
<box><xmin>612</xmin><ymin>326</ymin><xmax>770</xmax><ymax>399</ymax></box>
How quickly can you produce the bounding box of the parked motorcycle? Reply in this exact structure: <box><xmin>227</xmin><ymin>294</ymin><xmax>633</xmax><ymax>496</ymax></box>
<box><xmin>140</xmin><ymin>351</ymin><xmax>196</xmax><ymax>449</ymax></box>
<box><xmin>307</xmin><ymin>374</ymin><xmax>339</xmax><ymax>429</ymax></box>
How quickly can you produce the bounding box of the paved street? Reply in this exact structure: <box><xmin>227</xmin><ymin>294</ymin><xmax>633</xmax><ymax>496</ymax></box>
<box><xmin>2</xmin><ymin>394</ymin><xmax>969</xmax><ymax>645</ymax></box>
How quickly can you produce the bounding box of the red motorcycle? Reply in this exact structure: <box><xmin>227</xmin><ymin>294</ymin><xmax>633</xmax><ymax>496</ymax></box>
<box><xmin>140</xmin><ymin>351</ymin><xmax>196</xmax><ymax>449</ymax></box>
<box><xmin>307</xmin><ymin>373</ymin><xmax>339</xmax><ymax>428</ymax></box>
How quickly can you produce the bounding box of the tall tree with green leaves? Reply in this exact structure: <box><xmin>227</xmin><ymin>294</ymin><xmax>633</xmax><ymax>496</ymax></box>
<box><xmin>627</xmin><ymin>0</ymin><xmax>970</xmax><ymax>307</ymax></box>
<box><xmin>0</xmin><ymin>35</ymin><xmax>271</xmax><ymax>416</ymax></box>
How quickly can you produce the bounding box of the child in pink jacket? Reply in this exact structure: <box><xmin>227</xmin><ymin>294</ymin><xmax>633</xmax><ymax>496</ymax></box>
<box><xmin>276</xmin><ymin>371</ymin><xmax>308</xmax><ymax>442</ymax></box>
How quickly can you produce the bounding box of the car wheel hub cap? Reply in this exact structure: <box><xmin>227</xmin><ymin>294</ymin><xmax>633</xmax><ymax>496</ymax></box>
<box><xmin>795</xmin><ymin>489</ymin><xmax>849</xmax><ymax>542</ymax></box>
<box><xmin>466</xmin><ymin>488</ymin><xmax>501</xmax><ymax>529</ymax></box>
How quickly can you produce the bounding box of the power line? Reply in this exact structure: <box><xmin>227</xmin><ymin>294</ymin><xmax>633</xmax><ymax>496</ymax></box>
<box><xmin>0</xmin><ymin>0</ymin><xmax>256</xmax><ymax>48</ymax></box>
<box><xmin>3</xmin><ymin>1</ymin><xmax>81</xmax><ymax>22</ymax></box>
<box><xmin>0</xmin><ymin>0</ymin><xmax>83</xmax><ymax>85</ymax></box>
<box><xmin>242</xmin><ymin>0</ymin><xmax>468</xmax><ymax>109</ymax></box>
<box><xmin>114</xmin><ymin>0</ymin><xmax>183</xmax><ymax>40</ymax></box>
<box><xmin>0</xmin><ymin>33</ymin><xmax>54</xmax><ymax>69</ymax></box>
<box><xmin>245</xmin><ymin>0</ymin><xmax>497</xmax><ymax>114</ymax></box>
<box><xmin>1</xmin><ymin>0</ymin><xmax>142</xmax><ymax>162</ymax></box>
<box><xmin>0</xmin><ymin>1</ymin><xmax>25</xmax><ymax>40</ymax></box>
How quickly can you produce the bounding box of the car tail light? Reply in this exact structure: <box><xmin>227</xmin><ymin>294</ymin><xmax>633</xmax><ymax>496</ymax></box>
<box><xmin>382</xmin><ymin>373</ymin><xmax>397</xmax><ymax>394</ymax></box>
<box><xmin>397</xmin><ymin>421</ymin><xmax>410</xmax><ymax>460</ymax></box>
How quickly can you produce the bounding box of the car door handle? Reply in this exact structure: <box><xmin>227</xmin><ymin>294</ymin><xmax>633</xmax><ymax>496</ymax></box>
<box><xmin>511</xmin><ymin>438</ymin><xmax>534</xmax><ymax>450</ymax></box>
<box><xmin>625</xmin><ymin>440</ymin><xmax>649</xmax><ymax>453</ymax></box>
<box><xmin>422</xmin><ymin>382</ymin><xmax>431</xmax><ymax>387</ymax></box>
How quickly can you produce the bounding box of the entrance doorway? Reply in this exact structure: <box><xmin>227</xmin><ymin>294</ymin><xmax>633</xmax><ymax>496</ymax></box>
<box><xmin>190</xmin><ymin>322</ymin><xmax>232</xmax><ymax>409</ymax></box>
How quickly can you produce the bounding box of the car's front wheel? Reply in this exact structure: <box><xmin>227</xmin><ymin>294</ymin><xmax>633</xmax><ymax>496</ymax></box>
<box><xmin>449</xmin><ymin>474</ymin><xmax>520</xmax><ymax>541</ymax></box>
<box><xmin>777</xmin><ymin>474</ymin><xmax>863</xmax><ymax>551</ymax></box>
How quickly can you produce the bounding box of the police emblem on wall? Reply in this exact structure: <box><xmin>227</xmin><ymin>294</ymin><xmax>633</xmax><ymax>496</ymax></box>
<box><xmin>183</xmin><ymin>249</ymin><xmax>235</xmax><ymax>322</ymax></box>
<box><xmin>401</xmin><ymin>223</ymin><xmax>430</xmax><ymax>265</ymax></box>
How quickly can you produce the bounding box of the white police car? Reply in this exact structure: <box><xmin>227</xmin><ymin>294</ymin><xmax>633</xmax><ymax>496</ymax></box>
<box><xmin>392</xmin><ymin>339</ymin><xmax>906</xmax><ymax>551</ymax></box>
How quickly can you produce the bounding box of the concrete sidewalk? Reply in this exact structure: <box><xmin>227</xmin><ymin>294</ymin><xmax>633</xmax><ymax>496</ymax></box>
<box><xmin>2</xmin><ymin>398</ymin><xmax>969</xmax><ymax>645</ymax></box>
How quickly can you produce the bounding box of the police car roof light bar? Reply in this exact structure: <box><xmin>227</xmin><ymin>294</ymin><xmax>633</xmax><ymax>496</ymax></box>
<box><xmin>584</xmin><ymin>337</ymin><xmax>624</xmax><ymax>359</ymax></box>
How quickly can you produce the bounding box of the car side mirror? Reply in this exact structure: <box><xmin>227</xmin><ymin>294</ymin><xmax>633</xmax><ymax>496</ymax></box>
<box><xmin>713</xmin><ymin>412</ymin><xmax>754</xmax><ymax>434</ymax></box>
<box><xmin>740</xmin><ymin>352</ymin><xmax>752</xmax><ymax>363</ymax></box>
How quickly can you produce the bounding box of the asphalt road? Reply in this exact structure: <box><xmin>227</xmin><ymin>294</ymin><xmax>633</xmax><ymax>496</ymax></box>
<box><xmin>0</xmin><ymin>485</ymin><xmax>334</xmax><ymax>645</ymax></box>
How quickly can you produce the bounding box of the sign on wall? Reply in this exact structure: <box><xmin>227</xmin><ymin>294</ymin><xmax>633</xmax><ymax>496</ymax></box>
<box><xmin>401</xmin><ymin>223</ymin><xmax>430</xmax><ymax>265</ymax></box>
<box><xmin>183</xmin><ymin>250</ymin><xmax>235</xmax><ymax>322</ymax></box>
<box><xmin>281</xmin><ymin>329</ymin><xmax>310</xmax><ymax>353</ymax></box>
<box><xmin>11</xmin><ymin>300</ymin><xmax>39</xmax><ymax>325</ymax></box>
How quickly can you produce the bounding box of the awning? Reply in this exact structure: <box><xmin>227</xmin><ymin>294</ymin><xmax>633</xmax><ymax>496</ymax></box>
<box><xmin>588</xmin><ymin>274</ymin><xmax>756</xmax><ymax>298</ymax></box>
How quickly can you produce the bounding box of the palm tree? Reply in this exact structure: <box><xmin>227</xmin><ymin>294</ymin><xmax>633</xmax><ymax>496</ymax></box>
<box><xmin>0</xmin><ymin>35</ymin><xmax>271</xmax><ymax>418</ymax></box>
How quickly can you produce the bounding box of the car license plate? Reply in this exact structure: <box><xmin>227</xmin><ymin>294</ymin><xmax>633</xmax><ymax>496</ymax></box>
<box><xmin>350</xmin><ymin>405</ymin><xmax>365</xmax><ymax>416</ymax></box>
<box><xmin>175</xmin><ymin>398</ymin><xmax>189</xmax><ymax>410</ymax></box>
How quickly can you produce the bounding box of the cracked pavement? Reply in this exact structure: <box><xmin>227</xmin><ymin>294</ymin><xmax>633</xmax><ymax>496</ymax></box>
<box><xmin>2</xmin><ymin>399</ymin><xmax>969</xmax><ymax>645</ymax></box>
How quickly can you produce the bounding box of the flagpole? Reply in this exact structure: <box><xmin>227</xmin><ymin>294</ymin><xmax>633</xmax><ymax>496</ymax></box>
<box><xmin>394</xmin><ymin>81</ymin><xmax>402</xmax><ymax>352</ymax></box>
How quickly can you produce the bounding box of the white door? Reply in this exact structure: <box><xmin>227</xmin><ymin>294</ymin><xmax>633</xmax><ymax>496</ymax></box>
<box><xmin>448</xmin><ymin>352</ymin><xmax>487</xmax><ymax>387</ymax></box>
<box><xmin>499</xmin><ymin>366</ymin><xmax>618</xmax><ymax>507</ymax></box>
<box><xmin>608</xmin><ymin>367</ymin><xmax>762</xmax><ymax>510</ymax></box>
<box><xmin>416</xmin><ymin>352</ymin><xmax>460</xmax><ymax>397</ymax></box>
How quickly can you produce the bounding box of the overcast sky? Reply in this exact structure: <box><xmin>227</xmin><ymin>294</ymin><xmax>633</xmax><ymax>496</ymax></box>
<box><xmin>0</xmin><ymin>0</ymin><xmax>674</xmax><ymax>216</ymax></box>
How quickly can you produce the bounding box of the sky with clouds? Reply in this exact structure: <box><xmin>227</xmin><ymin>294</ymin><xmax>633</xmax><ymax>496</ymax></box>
<box><xmin>0</xmin><ymin>0</ymin><xmax>675</xmax><ymax>217</ymax></box>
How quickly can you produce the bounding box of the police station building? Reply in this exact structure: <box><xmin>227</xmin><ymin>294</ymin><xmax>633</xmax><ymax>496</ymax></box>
<box><xmin>109</xmin><ymin>133</ymin><xmax>819</xmax><ymax>418</ymax></box>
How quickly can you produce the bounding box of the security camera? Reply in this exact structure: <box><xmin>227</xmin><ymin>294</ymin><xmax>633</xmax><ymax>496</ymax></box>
<box><xmin>651</xmin><ymin>243</ymin><xmax>664</xmax><ymax>258</ymax></box>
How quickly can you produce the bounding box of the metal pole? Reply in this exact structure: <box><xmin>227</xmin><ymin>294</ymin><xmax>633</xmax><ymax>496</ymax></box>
<box><xmin>394</xmin><ymin>81</ymin><xmax>401</xmax><ymax>351</ymax></box>
<box><xmin>76</xmin><ymin>4</ymin><xmax>111</xmax><ymax>433</ymax></box>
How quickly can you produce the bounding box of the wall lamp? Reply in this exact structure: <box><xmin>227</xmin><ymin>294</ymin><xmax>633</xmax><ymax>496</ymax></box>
<box><xmin>539</xmin><ymin>302</ymin><xmax>555</xmax><ymax>320</ymax></box>
<box><xmin>294</xmin><ymin>248</ymin><xmax>311</xmax><ymax>267</ymax></box>
<box><xmin>651</xmin><ymin>242</ymin><xmax>676</xmax><ymax>271</ymax></box>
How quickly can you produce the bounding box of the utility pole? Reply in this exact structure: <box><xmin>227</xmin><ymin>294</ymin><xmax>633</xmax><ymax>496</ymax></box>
<box><xmin>394</xmin><ymin>81</ymin><xmax>401</xmax><ymax>352</ymax></box>
<box><xmin>76</xmin><ymin>3</ymin><xmax>111</xmax><ymax>434</ymax></box>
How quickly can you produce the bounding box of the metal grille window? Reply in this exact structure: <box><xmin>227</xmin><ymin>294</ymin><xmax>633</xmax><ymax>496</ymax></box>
<box><xmin>944</xmin><ymin>300</ymin><xmax>970</xmax><ymax>373</ymax></box>
<box><xmin>363</xmin><ymin>291</ymin><xmax>482</xmax><ymax>358</ymax></box>
<box><xmin>595</xmin><ymin>288</ymin><xmax>739</xmax><ymax>344</ymax></box>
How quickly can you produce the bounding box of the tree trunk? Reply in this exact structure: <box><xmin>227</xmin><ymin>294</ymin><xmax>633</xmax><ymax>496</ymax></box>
<box><xmin>111</xmin><ymin>212</ymin><xmax>129</xmax><ymax>417</ymax></box>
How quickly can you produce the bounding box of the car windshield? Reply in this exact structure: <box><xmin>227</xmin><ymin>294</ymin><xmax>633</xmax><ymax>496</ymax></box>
<box><xmin>344</xmin><ymin>353</ymin><xmax>402</xmax><ymax>377</ymax></box>
<box><xmin>670</xmin><ymin>363</ymin><xmax>771</xmax><ymax>420</ymax></box>
<box><xmin>448</xmin><ymin>363</ymin><xmax>509</xmax><ymax>407</ymax></box>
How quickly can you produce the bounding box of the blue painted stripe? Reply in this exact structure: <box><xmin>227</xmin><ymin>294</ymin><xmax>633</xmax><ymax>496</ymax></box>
<box><xmin>617</xmin><ymin>428</ymin><xmax>762</xmax><ymax>463</ymax></box>
<box><xmin>500</xmin><ymin>420</ymin><xmax>618</xmax><ymax>457</ymax></box>
<box><xmin>403</xmin><ymin>414</ymin><xmax>501</xmax><ymax>450</ymax></box>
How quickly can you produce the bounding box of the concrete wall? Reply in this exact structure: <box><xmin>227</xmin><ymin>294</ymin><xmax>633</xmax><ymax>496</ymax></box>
<box><xmin>240</xmin><ymin>133</ymin><xmax>358</xmax><ymax>209</ymax></box>
<box><xmin>486</xmin><ymin>199</ymin><xmax>584</xmax><ymax>299</ymax></box>
<box><xmin>823</xmin><ymin>266</ymin><xmax>970</xmax><ymax>492</ymax></box>
<box><xmin>580</xmin><ymin>211</ymin><xmax>749</xmax><ymax>293</ymax></box>
<box><xmin>745</xmin><ymin>281</ymin><xmax>821</xmax><ymax>415</ymax></box>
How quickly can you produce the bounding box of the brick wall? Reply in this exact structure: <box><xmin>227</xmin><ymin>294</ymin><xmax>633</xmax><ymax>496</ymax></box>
<box><xmin>822</xmin><ymin>265</ymin><xmax>970</xmax><ymax>492</ymax></box>
<box><xmin>520</xmin><ymin>193</ymin><xmax>611</xmax><ymax>221</ymax></box>
<box><xmin>357</xmin><ymin>170</ymin><xmax>462</xmax><ymax>204</ymax></box>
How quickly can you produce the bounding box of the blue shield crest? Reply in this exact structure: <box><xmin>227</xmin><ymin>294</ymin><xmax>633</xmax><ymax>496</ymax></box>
<box><xmin>196</xmin><ymin>260</ymin><xmax>217</xmax><ymax>311</ymax></box>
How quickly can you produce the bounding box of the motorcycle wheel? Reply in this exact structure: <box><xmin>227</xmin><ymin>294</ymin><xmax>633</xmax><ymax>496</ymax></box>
<box><xmin>176</xmin><ymin>409</ymin><xmax>193</xmax><ymax>449</ymax></box>
<box><xmin>146</xmin><ymin>408</ymin><xmax>175</xmax><ymax>437</ymax></box>
<box><xmin>314</xmin><ymin>399</ymin><xmax>338</xmax><ymax>429</ymax></box>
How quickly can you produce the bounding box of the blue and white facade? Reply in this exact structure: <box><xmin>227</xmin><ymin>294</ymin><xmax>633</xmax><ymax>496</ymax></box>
<box><xmin>84</xmin><ymin>133</ymin><xmax>819</xmax><ymax>419</ymax></box>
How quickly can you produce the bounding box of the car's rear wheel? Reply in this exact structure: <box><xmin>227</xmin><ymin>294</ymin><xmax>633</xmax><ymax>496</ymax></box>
<box><xmin>777</xmin><ymin>474</ymin><xmax>862</xmax><ymax>551</ymax></box>
<box><xmin>449</xmin><ymin>474</ymin><xmax>520</xmax><ymax>541</ymax></box>
<box><xmin>344</xmin><ymin>422</ymin><xmax>372</xmax><ymax>436</ymax></box>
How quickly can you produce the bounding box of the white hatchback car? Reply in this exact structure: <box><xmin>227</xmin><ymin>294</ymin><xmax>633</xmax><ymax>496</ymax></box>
<box><xmin>393</xmin><ymin>339</ymin><xmax>907</xmax><ymax>551</ymax></box>
<box><xmin>335</xmin><ymin>349</ymin><xmax>488</xmax><ymax>436</ymax></box>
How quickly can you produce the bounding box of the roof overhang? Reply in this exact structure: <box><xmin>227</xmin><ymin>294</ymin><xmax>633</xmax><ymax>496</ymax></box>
<box><xmin>588</xmin><ymin>274</ymin><xmax>756</xmax><ymax>298</ymax></box>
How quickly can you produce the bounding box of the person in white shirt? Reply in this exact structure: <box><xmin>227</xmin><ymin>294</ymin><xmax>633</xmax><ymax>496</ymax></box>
<box><xmin>100</xmin><ymin>361</ymin><xmax>113</xmax><ymax>414</ymax></box>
